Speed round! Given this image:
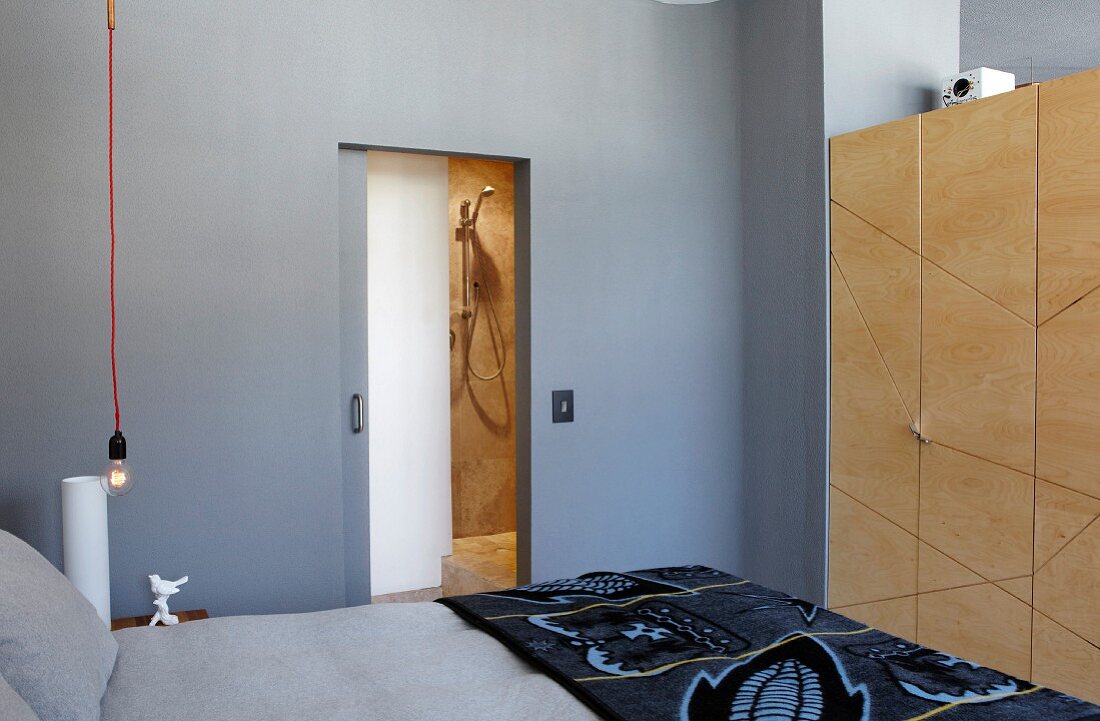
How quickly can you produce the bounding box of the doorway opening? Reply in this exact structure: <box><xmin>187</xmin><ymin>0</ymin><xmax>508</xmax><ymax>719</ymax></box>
<box><xmin>339</xmin><ymin>147</ymin><xmax>529</xmax><ymax>604</ymax></box>
<box><xmin>442</xmin><ymin>157</ymin><xmax>518</xmax><ymax>597</ymax></box>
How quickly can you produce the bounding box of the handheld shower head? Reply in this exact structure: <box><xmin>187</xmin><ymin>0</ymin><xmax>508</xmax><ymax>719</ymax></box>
<box><xmin>471</xmin><ymin>186</ymin><xmax>495</xmax><ymax>223</ymax></box>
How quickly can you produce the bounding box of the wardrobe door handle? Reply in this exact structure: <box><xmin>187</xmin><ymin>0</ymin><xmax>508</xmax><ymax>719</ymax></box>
<box><xmin>352</xmin><ymin>393</ymin><xmax>365</xmax><ymax>434</ymax></box>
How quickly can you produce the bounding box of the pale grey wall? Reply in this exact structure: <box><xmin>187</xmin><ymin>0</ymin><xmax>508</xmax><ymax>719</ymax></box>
<box><xmin>0</xmin><ymin>0</ymin><xmax>743</xmax><ymax>616</ymax></box>
<box><xmin>824</xmin><ymin>0</ymin><xmax>961</xmax><ymax>137</ymax></box>
<box><xmin>961</xmin><ymin>0</ymin><xmax>1100</xmax><ymax>82</ymax></box>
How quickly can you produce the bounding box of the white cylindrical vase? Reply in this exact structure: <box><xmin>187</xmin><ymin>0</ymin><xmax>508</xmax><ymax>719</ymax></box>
<box><xmin>61</xmin><ymin>476</ymin><xmax>111</xmax><ymax>625</ymax></box>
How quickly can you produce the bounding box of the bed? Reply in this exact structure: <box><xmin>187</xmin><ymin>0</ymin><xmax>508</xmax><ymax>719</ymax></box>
<box><xmin>2</xmin><ymin>529</ymin><xmax>1098</xmax><ymax>721</ymax></box>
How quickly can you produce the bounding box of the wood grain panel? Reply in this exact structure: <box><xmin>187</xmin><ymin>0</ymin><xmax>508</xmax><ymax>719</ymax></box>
<box><xmin>1033</xmin><ymin>519</ymin><xmax>1100</xmax><ymax>647</ymax></box>
<box><xmin>833</xmin><ymin>596</ymin><xmax>917</xmax><ymax>641</ymax></box>
<box><xmin>918</xmin><ymin>541</ymin><xmax>983</xmax><ymax>594</ymax></box>
<box><xmin>828</xmin><ymin>487</ymin><xmax>917</xmax><ymax>608</ymax></box>
<box><xmin>830</xmin><ymin>76</ymin><xmax>1100</xmax><ymax>689</ymax></box>
<box><xmin>919</xmin><ymin>443</ymin><xmax>1034</xmax><ymax>582</ymax></box>
<box><xmin>995</xmin><ymin>576</ymin><xmax>1032</xmax><ymax>605</ymax></box>
<box><xmin>1035</xmin><ymin>479</ymin><xmax>1100</xmax><ymax>569</ymax></box>
<box><xmin>920</xmin><ymin>264</ymin><xmax>1036</xmax><ymax>474</ymax></box>
<box><xmin>1037</xmin><ymin>289</ymin><xmax>1100</xmax><ymax>500</ymax></box>
<box><xmin>917</xmin><ymin>583</ymin><xmax>1032</xmax><ymax>680</ymax></box>
<box><xmin>1032</xmin><ymin>611</ymin><xmax>1100</xmax><ymax>704</ymax></box>
<box><xmin>831</xmin><ymin>202</ymin><xmax>921</xmax><ymax>418</ymax></box>
<box><xmin>1038</xmin><ymin>68</ymin><xmax>1100</xmax><ymax>323</ymax></box>
<box><xmin>830</xmin><ymin>115</ymin><xmax>920</xmax><ymax>252</ymax></box>
<box><xmin>922</xmin><ymin>87</ymin><xmax>1037</xmax><ymax>322</ymax></box>
<box><xmin>830</xmin><ymin>259</ymin><xmax>919</xmax><ymax>531</ymax></box>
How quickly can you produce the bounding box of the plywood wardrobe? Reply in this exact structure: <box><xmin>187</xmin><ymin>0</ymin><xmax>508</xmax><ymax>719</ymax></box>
<box><xmin>828</xmin><ymin>66</ymin><xmax>1100</xmax><ymax>703</ymax></box>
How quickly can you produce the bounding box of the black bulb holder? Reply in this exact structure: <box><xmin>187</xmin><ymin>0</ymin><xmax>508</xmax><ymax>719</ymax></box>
<box><xmin>108</xmin><ymin>430</ymin><xmax>127</xmax><ymax>461</ymax></box>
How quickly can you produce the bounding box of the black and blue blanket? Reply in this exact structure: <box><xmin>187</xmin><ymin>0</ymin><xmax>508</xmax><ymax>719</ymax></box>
<box><xmin>437</xmin><ymin>565</ymin><xmax>1100</xmax><ymax>721</ymax></box>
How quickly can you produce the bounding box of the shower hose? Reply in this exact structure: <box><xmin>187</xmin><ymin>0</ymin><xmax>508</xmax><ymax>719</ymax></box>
<box><xmin>465</xmin><ymin>228</ymin><xmax>507</xmax><ymax>382</ymax></box>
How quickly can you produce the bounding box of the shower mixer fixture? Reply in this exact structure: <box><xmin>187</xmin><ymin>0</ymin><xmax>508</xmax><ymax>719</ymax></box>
<box><xmin>458</xmin><ymin>186</ymin><xmax>495</xmax><ymax>318</ymax></box>
<box><xmin>456</xmin><ymin>185</ymin><xmax>506</xmax><ymax>381</ymax></box>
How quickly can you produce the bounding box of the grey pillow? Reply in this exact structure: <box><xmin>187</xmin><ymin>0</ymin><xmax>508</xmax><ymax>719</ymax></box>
<box><xmin>0</xmin><ymin>529</ymin><xmax>118</xmax><ymax>721</ymax></box>
<box><xmin>0</xmin><ymin>672</ymin><xmax>40</xmax><ymax>721</ymax></box>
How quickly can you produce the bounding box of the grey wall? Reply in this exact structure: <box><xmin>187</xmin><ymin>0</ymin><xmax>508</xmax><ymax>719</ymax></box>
<box><xmin>0</xmin><ymin>0</ymin><xmax>744</xmax><ymax>616</ymax></box>
<box><xmin>734</xmin><ymin>0</ymin><xmax>828</xmax><ymax>603</ymax></box>
<box><xmin>961</xmin><ymin>0</ymin><xmax>1100</xmax><ymax>82</ymax></box>
<box><xmin>731</xmin><ymin>0</ymin><xmax>960</xmax><ymax>604</ymax></box>
<box><xmin>1</xmin><ymin>1</ymin><xmax>349</xmax><ymax>616</ymax></box>
<box><xmin>523</xmin><ymin>2</ymin><xmax>745</xmax><ymax>583</ymax></box>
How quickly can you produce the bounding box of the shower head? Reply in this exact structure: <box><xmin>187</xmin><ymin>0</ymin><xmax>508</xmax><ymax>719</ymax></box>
<box><xmin>471</xmin><ymin>186</ymin><xmax>495</xmax><ymax>223</ymax></box>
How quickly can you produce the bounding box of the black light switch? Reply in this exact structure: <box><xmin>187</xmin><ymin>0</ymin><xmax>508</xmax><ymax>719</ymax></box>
<box><xmin>552</xmin><ymin>390</ymin><xmax>574</xmax><ymax>423</ymax></box>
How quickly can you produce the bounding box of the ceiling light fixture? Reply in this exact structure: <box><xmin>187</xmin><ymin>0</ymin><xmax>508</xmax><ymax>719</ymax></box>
<box><xmin>101</xmin><ymin>0</ymin><xmax>135</xmax><ymax>497</ymax></box>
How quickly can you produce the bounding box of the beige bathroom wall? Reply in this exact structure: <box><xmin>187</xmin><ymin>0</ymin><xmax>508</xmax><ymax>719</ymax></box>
<box><xmin>448</xmin><ymin>158</ymin><xmax>516</xmax><ymax>539</ymax></box>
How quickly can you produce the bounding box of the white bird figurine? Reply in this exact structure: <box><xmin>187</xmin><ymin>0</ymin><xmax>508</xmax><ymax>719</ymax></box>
<box><xmin>148</xmin><ymin>574</ymin><xmax>189</xmax><ymax>626</ymax></box>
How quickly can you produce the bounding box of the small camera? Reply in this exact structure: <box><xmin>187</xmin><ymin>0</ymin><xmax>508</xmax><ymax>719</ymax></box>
<box><xmin>942</xmin><ymin>68</ymin><xmax>1016</xmax><ymax>107</ymax></box>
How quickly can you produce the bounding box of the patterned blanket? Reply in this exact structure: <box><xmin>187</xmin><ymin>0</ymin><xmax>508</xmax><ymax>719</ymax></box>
<box><xmin>437</xmin><ymin>566</ymin><xmax>1100</xmax><ymax>721</ymax></box>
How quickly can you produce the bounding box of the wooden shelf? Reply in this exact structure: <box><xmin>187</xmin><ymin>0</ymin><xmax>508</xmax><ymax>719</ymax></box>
<box><xmin>111</xmin><ymin>608</ymin><xmax>209</xmax><ymax>631</ymax></box>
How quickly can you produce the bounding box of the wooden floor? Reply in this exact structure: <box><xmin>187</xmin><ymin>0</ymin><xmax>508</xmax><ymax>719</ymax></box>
<box><xmin>370</xmin><ymin>586</ymin><xmax>442</xmax><ymax>604</ymax></box>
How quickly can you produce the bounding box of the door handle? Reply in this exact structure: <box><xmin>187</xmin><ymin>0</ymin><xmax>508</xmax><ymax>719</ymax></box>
<box><xmin>352</xmin><ymin>393</ymin><xmax>365</xmax><ymax>434</ymax></box>
<box><xmin>908</xmin><ymin>422</ymin><xmax>930</xmax><ymax>444</ymax></box>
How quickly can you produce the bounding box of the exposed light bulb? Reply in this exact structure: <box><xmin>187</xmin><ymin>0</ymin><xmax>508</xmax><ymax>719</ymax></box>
<box><xmin>102</xmin><ymin>459</ymin><xmax>135</xmax><ymax>496</ymax></box>
<box><xmin>101</xmin><ymin>431</ymin><xmax>136</xmax><ymax>497</ymax></box>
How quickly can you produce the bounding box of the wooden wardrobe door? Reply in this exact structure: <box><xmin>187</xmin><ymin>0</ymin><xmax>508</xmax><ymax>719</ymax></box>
<box><xmin>916</xmin><ymin>90</ymin><xmax>1038</xmax><ymax>679</ymax></box>
<box><xmin>828</xmin><ymin>117</ymin><xmax>921</xmax><ymax>615</ymax></box>
<box><xmin>918</xmin><ymin>442</ymin><xmax>1033</xmax><ymax>585</ymax></box>
<box><xmin>831</xmin><ymin>203</ymin><xmax>921</xmax><ymax>422</ymax></box>
<box><xmin>1032</xmin><ymin>69</ymin><xmax>1100</xmax><ymax>704</ymax></box>
<box><xmin>922</xmin><ymin>87</ymin><xmax>1037</xmax><ymax>324</ymax></box>
<box><xmin>1038</xmin><ymin>68</ymin><xmax>1100</xmax><ymax>323</ymax></box>
<box><xmin>919</xmin><ymin>264</ymin><xmax>1036</xmax><ymax>474</ymax></box>
<box><xmin>917</xmin><ymin>583</ymin><xmax>1033</xmax><ymax>680</ymax></box>
<box><xmin>830</xmin><ymin>208</ymin><xmax>920</xmax><ymax>534</ymax></box>
<box><xmin>1032</xmin><ymin>610</ymin><xmax>1100</xmax><ymax>704</ymax></box>
<box><xmin>829</xmin><ymin>70</ymin><xmax>1100</xmax><ymax>702</ymax></box>
<box><xmin>830</xmin><ymin>116</ymin><xmax>921</xmax><ymax>253</ymax></box>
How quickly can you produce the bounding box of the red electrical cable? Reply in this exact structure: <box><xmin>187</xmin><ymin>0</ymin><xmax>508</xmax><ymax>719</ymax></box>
<box><xmin>108</xmin><ymin>26</ymin><xmax>120</xmax><ymax>432</ymax></box>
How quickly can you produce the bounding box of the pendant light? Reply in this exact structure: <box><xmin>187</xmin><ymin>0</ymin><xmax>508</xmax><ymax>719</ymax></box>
<box><xmin>101</xmin><ymin>0</ymin><xmax>135</xmax><ymax>497</ymax></box>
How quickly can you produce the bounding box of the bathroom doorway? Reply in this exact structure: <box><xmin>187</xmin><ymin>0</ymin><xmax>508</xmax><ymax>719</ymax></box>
<box><xmin>337</xmin><ymin>146</ymin><xmax>529</xmax><ymax>605</ymax></box>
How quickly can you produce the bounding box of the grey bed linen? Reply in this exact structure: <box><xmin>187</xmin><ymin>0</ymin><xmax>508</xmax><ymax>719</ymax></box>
<box><xmin>1</xmin><ymin>673</ymin><xmax>40</xmax><ymax>721</ymax></box>
<box><xmin>102</xmin><ymin>601</ymin><xmax>600</xmax><ymax>721</ymax></box>
<box><xmin>0</xmin><ymin>530</ymin><xmax>117</xmax><ymax>721</ymax></box>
